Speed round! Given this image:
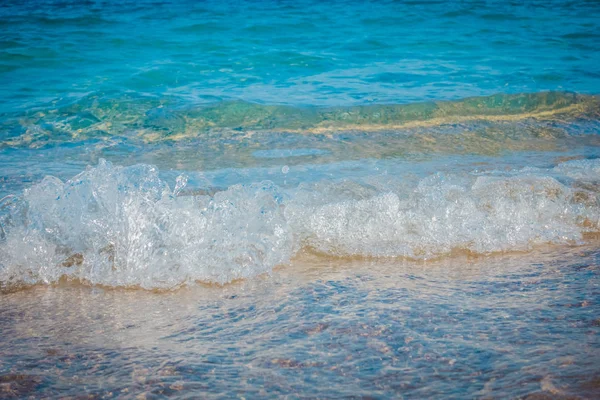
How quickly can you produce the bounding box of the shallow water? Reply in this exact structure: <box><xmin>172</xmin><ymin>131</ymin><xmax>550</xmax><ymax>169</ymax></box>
<box><xmin>1</xmin><ymin>248</ymin><xmax>599</xmax><ymax>398</ymax></box>
<box><xmin>1</xmin><ymin>0</ymin><xmax>600</xmax><ymax>398</ymax></box>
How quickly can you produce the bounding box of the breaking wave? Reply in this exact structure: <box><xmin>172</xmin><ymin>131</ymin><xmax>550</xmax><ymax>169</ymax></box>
<box><xmin>1</xmin><ymin>158</ymin><xmax>599</xmax><ymax>289</ymax></box>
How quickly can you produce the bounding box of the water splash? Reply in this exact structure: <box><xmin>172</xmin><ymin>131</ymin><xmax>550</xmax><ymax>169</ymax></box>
<box><xmin>0</xmin><ymin>160</ymin><xmax>292</xmax><ymax>289</ymax></box>
<box><xmin>1</xmin><ymin>158</ymin><xmax>599</xmax><ymax>289</ymax></box>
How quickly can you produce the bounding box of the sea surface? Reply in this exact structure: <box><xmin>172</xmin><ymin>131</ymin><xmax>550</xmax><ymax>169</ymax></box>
<box><xmin>1</xmin><ymin>0</ymin><xmax>600</xmax><ymax>398</ymax></box>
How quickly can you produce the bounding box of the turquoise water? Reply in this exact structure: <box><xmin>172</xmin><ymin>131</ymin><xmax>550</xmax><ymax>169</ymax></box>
<box><xmin>1</xmin><ymin>0</ymin><xmax>600</xmax><ymax>112</ymax></box>
<box><xmin>1</xmin><ymin>0</ymin><xmax>600</xmax><ymax>398</ymax></box>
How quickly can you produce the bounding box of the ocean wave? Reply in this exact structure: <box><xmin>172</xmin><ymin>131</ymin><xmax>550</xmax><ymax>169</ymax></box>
<box><xmin>1</xmin><ymin>92</ymin><xmax>598</xmax><ymax>149</ymax></box>
<box><xmin>1</xmin><ymin>158</ymin><xmax>599</xmax><ymax>289</ymax></box>
<box><xmin>0</xmin><ymin>160</ymin><xmax>292</xmax><ymax>288</ymax></box>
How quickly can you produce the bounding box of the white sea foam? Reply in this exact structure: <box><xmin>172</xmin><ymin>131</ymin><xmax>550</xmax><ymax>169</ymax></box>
<box><xmin>1</xmin><ymin>159</ymin><xmax>599</xmax><ymax>288</ymax></box>
<box><xmin>286</xmin><ymin>170</ymin><xmax>599</xmax><ymax>257</ymax></box>
<box><xmin>0</xmin><ymin>160</ymin><xmax>292</xmax><ymax>288</ymax></box>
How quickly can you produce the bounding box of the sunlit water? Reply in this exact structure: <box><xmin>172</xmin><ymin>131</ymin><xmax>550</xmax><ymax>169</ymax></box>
<box><xmin>1</xmin><ymin>0</ymin><xmax>600</xmax><ymax>398</ymax></box>
<box><xmin>1</xmin><ymin>249</ymin><xmax>599</xmax><ymax>398</ymax></box>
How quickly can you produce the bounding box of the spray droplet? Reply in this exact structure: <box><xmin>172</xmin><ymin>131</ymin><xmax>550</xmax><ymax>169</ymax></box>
<box><xmin>173</xmin><ymin>174</ymin><xmax>188</xmax><ymax>196</ymax></box>
<box><xmin>282</xmin><ymin>165</ymin><xmax>289</xmax><ymax>174</ymax></box>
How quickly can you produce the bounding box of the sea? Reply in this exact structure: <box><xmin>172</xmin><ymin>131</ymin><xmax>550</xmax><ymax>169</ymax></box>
<box><xmin>1</xmin><ymin>0</ymin><xmax>599</xmax><ymax>398</ymax></box>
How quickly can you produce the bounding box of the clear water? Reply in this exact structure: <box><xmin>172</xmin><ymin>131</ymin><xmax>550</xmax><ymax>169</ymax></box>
<box><xmin>1</xmin><ymin>249</ymin><xmax>599</xmax><ymax>398</ymax></box>
<box><xmin>1</xmin><ymin>0</ymin><xmax>600</xmax><ymax>398</ymax></box>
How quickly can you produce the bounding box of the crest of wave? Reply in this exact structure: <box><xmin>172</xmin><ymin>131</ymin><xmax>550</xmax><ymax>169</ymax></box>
<box><xmin>1</xmin><ymin>158</ymin><xmax>599</xmax><ymax>289</ymax></box>
<box><xmin>286</xmin><ymin>160</ymin><xmax>600</xmax><ymax>258</ymax></box>
<box><xmin>0</xmin><ymin>160</ymin><xmax>292</xmax><ymax>289</ymax></box>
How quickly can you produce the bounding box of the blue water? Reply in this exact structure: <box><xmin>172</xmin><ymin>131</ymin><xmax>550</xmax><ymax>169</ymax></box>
<box><xmin>1</xmin><ymin>0</ymin><xmax>600</xmax><ymax>113</ymax></box>
<box><xmin>1</xmin><ymin>0</ymin><xmax>600</xmax><ymax>398</ymax></box>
